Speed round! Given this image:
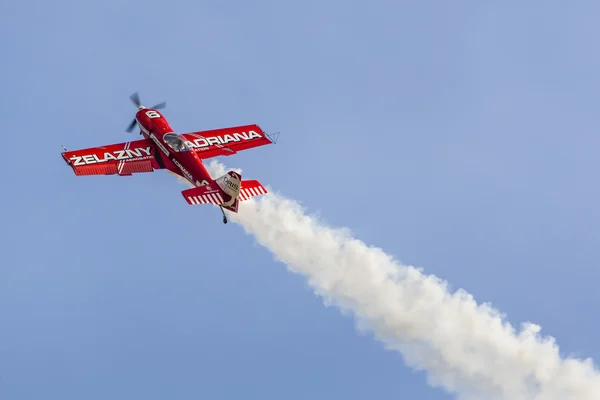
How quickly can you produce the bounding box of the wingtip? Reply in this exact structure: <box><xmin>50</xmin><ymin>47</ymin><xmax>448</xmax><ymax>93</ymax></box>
<box><xmin>265</xmin><ymin>131</ymin><xmax>280</xmax><ymax>144</ymax></box>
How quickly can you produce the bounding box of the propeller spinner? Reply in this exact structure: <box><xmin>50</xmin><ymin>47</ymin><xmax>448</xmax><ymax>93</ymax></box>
<box><xmin>125</xmin><ymin>92</ymin><xmax>166</xmax><ymax>133</ymax></box>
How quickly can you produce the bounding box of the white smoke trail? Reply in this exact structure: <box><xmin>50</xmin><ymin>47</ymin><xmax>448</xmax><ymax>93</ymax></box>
<box><xmin>205</xmin><ymin>160</ymin><xmax>600</xmax><ymax>400</ymax></box>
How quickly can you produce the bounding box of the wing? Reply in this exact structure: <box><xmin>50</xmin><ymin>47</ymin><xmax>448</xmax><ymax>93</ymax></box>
<box><xmin>181</xmin><ymin>124</ymin><xmax>273</xmax><ymax>159</ymax></box>
<box><xmin>61</xmin><ymin>138</ymin><xmax>164</xmax><ymax>176</ymax></box>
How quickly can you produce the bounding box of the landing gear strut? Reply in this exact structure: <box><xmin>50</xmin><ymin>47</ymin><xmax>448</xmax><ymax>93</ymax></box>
<box><xmin>220</xmin><ymin>206</ymin><xmax>228</xmax><ymax>224</ymax></box>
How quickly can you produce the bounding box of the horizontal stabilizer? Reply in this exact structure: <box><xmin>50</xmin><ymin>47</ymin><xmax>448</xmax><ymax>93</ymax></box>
<box><xmin>238</xmin><ymin>180</ymin><xmax>268</xmax><ymax>201</ymax></box>
<box><xmin>182</xmin><ymin>184</ymin><xmax>225</xmax><ymax>206</ymax></box>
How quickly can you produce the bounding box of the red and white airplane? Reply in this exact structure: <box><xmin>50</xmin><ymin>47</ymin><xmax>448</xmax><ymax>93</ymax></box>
<box><xmin>61</xmin><ymin>93</ymin><xmax>276</xmax><ymax>224</ymax></box>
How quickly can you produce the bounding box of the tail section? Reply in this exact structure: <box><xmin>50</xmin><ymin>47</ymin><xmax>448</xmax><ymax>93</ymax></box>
<box><xmin>181</xmin><ymin>171</ymin><xmax>268</xmax><ymax>213</ymax></box>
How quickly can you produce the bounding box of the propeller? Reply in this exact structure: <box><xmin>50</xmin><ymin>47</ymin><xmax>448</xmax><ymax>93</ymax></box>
<box><xmin>125</xmin><ymin>92</ymin><xmax>167</xmax><ymax>133</ymax></box>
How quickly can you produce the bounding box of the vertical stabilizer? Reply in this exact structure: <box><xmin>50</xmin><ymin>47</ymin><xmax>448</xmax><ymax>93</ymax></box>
<box><xmin>215</xmin><ymin>171</ymin><xmax>242</xmax><ymax>206</ymax></box>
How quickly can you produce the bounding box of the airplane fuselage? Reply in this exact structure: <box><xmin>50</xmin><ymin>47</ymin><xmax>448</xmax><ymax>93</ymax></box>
<box><xmin>134</xmin><ymin>107</ymin><xmax>213</xmax><ymax>187</ymax></box>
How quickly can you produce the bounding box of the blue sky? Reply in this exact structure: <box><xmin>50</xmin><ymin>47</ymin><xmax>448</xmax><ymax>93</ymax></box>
<box><xmin>2</xmin><ymin>1</ymin><xmax>600</xmax><ymax>399</ymax></box>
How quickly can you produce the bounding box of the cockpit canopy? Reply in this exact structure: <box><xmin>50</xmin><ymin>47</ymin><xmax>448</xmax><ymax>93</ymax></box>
<box><xmin>163</xmin><ymin>132</ymin><xmax>191</xmax><ymax>152</ymax></box>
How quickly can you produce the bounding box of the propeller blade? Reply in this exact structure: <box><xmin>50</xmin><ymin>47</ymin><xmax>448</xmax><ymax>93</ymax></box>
<box><xmin>125</xmin><ymin>118</ymin><xmax>137</xmax><ymax>133</ymax></box>
<box><xmin>129</xmin><ymin>92</ymin><xmax>141</xmax><ymax>108</ymax></box>
<box><xmin>151</xmin><ymin>101</ymin><xmax>166</xmax><ymax>110</ymax></box>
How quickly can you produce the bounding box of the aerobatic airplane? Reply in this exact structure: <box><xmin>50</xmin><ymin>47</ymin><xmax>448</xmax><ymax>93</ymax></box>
<box><xmin>61</xmin><ymin>93</ymin><xmax>276</xmax><ymax>224</ymax></box>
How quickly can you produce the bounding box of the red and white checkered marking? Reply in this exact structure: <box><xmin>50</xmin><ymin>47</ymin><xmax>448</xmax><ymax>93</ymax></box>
<box><xmin>187</xmin><ymin>192</ymin><xmax>224</xmax><ymax>205</ymax></box>
<box><xmin>238</xmin><ymin>184</ymin><xmax>267</xmax><ymax>201</ymax></box>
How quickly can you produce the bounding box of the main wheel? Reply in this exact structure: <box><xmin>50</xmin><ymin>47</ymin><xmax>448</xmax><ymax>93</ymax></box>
<box><xmin>223</xmin><ymin>216</ymin><xmax>228</xmax><ymax>224</ymax></box>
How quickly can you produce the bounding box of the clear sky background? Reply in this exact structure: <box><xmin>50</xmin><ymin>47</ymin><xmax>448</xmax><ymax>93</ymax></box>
<box><xmin>2</xmin><ymin>1</ymin><xmax>600</xmax><ymax>399</ymax></box>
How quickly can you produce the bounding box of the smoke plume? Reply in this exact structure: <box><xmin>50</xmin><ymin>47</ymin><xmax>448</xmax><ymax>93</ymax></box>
<box><xmin>206</xmin><ymin>160</ymin><xmax>600</xmax><ymax>400</ymax></box>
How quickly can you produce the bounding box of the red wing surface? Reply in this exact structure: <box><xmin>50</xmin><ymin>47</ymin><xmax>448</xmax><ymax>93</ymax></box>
<box><xmin>61</xmin><ymin>139</ymin><xmax>164</xmax><ymax>176</ymax></box>
<box><xmin>181</xmin><ymin>124</ymin><xmax>273</xmax><ymax>159</ymax></box>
